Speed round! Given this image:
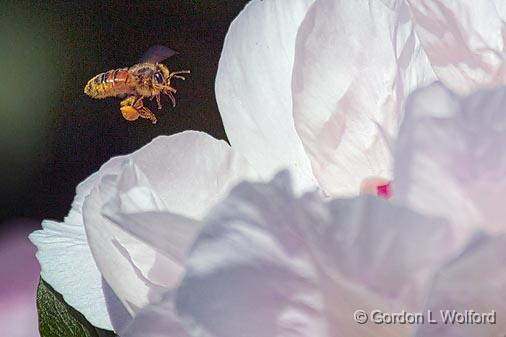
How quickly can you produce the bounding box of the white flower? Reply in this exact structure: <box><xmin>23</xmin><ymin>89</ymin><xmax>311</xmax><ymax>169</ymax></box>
<box><xmin>30</xmin><ymin>132</ymin><xmax>258</xmax><ymax>330</ymax></box>
<box><xmin>30</xmin><ymin>0</ymin><xmax>506</xmax><ymax>332</ymax></box>
<box><xmin>122</xmin><ymin>82</ymin><xmax>506</xmax><ymax>337</ymax></box>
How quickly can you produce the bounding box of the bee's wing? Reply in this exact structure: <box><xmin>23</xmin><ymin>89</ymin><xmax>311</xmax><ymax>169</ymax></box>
<box><xmin>140</xmin><ymin>45</ymin><xmax>178</xmax><ymax>64</ymax></box>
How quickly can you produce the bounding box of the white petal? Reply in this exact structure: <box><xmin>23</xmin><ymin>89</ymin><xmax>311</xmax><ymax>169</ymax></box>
<box><xmin>169</xmin><ymin>172</ymin><xmax>453</xmax><ymax>337</ymax></box>
<box><xmin>393</xmin><ymin>83</ymin><xmax>506</xmax><ymax>244</ymax></box>
<box><xmin>84</xmin><ymin>131</ymin><xmax>258</xmax><ymax>316</ymax></box>
<box><xmin>408</xmin><ymin>0</ymin><xmax>506</xmax><ymax>94</ymax></box>
<box><xmin>126</xmin><ymin>131</ymin><xmax>259</xmax><ymax>219</ymax></box>
<box><xmin>84</xmin><ymin>169</ymin><xmax>169</xmax><ymax>316</ymax></box>
<box><xmin>414</xmin><ymin>234</ymin><xmax>506</xmax><ymax>337</ymax></box>
<box><xmin>29</xmin><ymin>156</ymin><xmax>130</xmax><ymax>331</ymax></box>
<box><xmin>103</xmin><ymin>208</ymin><xmax>201</xmax><ymax>267</ymax></box>
<box><xmin>292</xmin><ymin>0</ymin><xmax>436</xmax><ymax>196</ymax></box>
<box><xmin>216</xmin><ymin>0</ymin><xmax>317</xmax><ymax>192</ymax></box>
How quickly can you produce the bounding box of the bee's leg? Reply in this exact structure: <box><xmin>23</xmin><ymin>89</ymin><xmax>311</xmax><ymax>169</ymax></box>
<box><xmin>155</xmin><ymin>94</ymin><xmax>162</xmax><ymax>110</ymax></box>
<box><xmin>133</xmin><ymin>97</ymin><xmax>157</xmax><ymax>124</ymax></box>
<box><xmin>120</xmin><ymin>96</ymin><xmax>140</xmax><ymax>121</ymax></box>
<box><xmin>168</xmin><ymin>92</ymin><xmax>176</xmax><ymax>107</ymax></box>
<box><xmin>120</xmin><ymin>95</ymin><xmax>136</xmax><ymax>107</ymax></box>
<box><xmin>139</xmin><ymin>107</ymin><xmax>157</xmax><ymax>124</ymax></box>
<box><xmin>163</xmin><ymin>90</ymin><xmax>176</xmax><ymax>107</ymax></box>
<box><xmin>164</xmin><ymin>86</ymin><xmax>177</xmax><ymax>94</ymax></box>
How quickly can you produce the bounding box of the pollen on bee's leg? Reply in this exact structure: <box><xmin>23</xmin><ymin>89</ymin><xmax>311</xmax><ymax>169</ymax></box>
<box><xmin>360</xmin><ymin>177</ymin><xmax>392</xmax><ymax>199</ymax></box>
<box><xmin>120</xmin><ymin>105</ymin><xmax>140</xmax><ymax>121</ymax></box>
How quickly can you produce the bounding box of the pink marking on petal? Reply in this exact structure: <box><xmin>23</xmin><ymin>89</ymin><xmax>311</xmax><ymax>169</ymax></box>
<box><xmin>376</xmin><ymin>183</ymin><xmax>392</xmax><ymax>199</ymax></box>
<box><xmin>360</xmin><ymin>177</ymin><xmax>392</xmax><ymax>199</ymax></box>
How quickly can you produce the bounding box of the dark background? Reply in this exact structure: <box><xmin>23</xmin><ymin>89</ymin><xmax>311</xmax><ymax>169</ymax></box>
<box><xmin>0</xmin><ymin>0</ymin><xmax>249</xmax><ymax>228</ymax></box>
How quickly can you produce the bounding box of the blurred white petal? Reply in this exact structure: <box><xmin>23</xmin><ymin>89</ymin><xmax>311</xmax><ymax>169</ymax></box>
<box><xmin>29</xmin><ymin>157</ymin><xmax>129</xmax><ymax>331</ymax></box>
<box><xmin>121</xmin><ymin>291</ymin><xmax>189</xmax><ymax>337</ymax></box>
<box><xmin>408</xmin><ymin>0</ymin><xmax>506</xmax><ymax>94</ymax></box>
<box><xmin>216</xmin><ymin>0</ymin><xmax>317</xmax><ymax>192</ymax></box>
<box><xmin>122</xmin><ymin>172</ymin><xmax>454</xmax><ymax>337</ymax></box>
<box><xmin>292</xmin><ymin>0</ymin><xmax>436</xmax><ymax>196</ymax></box>
<box><xmin>84</xmin><ymin>131</ymin><xmax>258</xmax><ymax>316</ymax></box>
<box><xmin>414</xmin><ymin>234</ymin><xmax>506</xmax><ymax>337</ymax></box>
<box><xmin>393</xmin><ymin>83</ymin><xmax>506</xmax><ymax>244</ymax></box>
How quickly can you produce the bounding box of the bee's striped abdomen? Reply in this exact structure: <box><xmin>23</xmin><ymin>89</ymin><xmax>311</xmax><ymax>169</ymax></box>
<box><xmin>85</xmin><ymin>68</ymin><xmax>132</xmax><ymax>99</ymax></box>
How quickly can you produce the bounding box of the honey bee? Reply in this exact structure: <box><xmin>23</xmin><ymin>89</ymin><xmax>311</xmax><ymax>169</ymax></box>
<box><xmin>84</xmin><ymin>45</ymin><xmax>190</xmax><ymax>124</ymax></box>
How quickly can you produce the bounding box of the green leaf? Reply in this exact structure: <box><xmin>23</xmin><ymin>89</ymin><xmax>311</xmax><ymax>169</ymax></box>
<box><xmin>36</xmin><ymin>278</ymin><xmax>117</xmax><ymax>337</ymax></box>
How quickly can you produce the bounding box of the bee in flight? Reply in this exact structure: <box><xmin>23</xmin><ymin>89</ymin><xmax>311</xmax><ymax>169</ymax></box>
<box><xmin>84</xmin><ymin>45</ymin><xmax>190</xmax><ymax>124</ymax></box>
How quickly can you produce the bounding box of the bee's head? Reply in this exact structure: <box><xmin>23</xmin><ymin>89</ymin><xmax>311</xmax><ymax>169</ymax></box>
<box><xmin>153</xmin><ymin>64</ymin><xmax>190</xmax><ymax>100</ymax></box>
<box><xmin>153</xmin><ymin>64</ymin><xmax>171</xmax><ymax>88</ymax></box>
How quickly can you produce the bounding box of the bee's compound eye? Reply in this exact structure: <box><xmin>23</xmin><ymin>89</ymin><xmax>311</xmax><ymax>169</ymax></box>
<box><xmin>154</xmin><ymin>72</ymin><xmax>164</xmax><ymax>84</ymax></box>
